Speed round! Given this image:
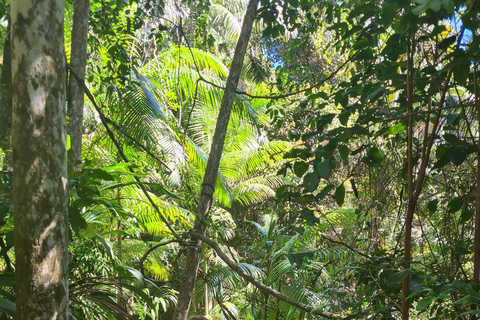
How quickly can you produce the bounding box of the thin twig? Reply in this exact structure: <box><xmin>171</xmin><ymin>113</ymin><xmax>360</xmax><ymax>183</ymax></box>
<box><xmin>319</xmin><ymin>233</ymin><xmax>371</xmax><ymax>259</ymax></box>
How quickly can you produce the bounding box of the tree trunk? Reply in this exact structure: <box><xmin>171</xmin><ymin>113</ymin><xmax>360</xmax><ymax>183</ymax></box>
<box><xmin>0</xmin><ymin>21</ymin><xmax>12</xmax><ymax>168</ymax></box>
<box><xmin>401</xmin><ymin>35</ymin><xmax>414</xmax><ymax>320</ymax></box>
<box><xmin>473</xmin><ymin>79</ymin><xmax>480</xmax><ymax>282</ymax></box>
<box><xmin>67</xmin><ymin>0</ymin><xmax>90</xmax><ymax>171</ymax></box>
<box><xmin>11</xmin><ymin>0</ymin><xmax>69</xmax><ymax>318</ymax></box>
<box><xmin>173</xmin><ymin>0</ymin><xmax>259</xmax><ymax>319</ymax></box>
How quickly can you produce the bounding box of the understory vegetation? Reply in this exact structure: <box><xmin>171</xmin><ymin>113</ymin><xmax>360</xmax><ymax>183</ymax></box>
<box><xmin>2</xmin><ymin>0</ymin><xmax>480</xmax><ymax>319</ymax></box>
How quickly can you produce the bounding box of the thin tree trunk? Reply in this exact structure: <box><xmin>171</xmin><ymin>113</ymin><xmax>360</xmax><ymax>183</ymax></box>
<box><xmin>11</xmin><ymin>0</ymin><xmax>69</xmax><ymax>318</ymax></box>
<box><xmin>0</xmin><ymin>21</ymin><xmax>12</xmax><ymax>168</ymax></box>
<box><xmin>173</xmin><ymin>1</ymin><xmax>259</xmax><ymax>318</ymax></box>
<box><xmin>67</xmin><ymin>0</ymin><xmax>90</xmax><ymax>171</ymax></box>
<box><xmin>401</xmin><ymin>35</ymin><xmax>414</xmax><ymax>320</ymax></box>
<box><xmin>401</xmin><ymin>43</ymin><xmax>452</xmax><ymax>319</ymax></box>
<box><xmin>473</xmin><ymin>77</ymin><xmax>480</xmax><ymax>282</ymax></box>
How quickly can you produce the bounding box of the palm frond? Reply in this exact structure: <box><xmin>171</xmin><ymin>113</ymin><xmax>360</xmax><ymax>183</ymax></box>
<box><xmin>70</xmin><ymin>277</ymin><xmax>137</xmax><ymax>320</ymax></box>
<box><xmin>184</xmin><ymin>136</ymin><xmax>232</xmax><ymax>207</ymax></box>
<box><xmin>210</xmin><ymin>207</ymin><xmax>237</xmax><ymax>240</ymax></box>
<box><xmin>145</xmin><ymin>255</ymin><xmax>171</xmax><ymax>281</ymax></box>
<box><xmin>266</xmin><ymin>259</ymin><xmax>293</xmax><ymax>285</ymax></box>
<box><xmin>243</xmin><ymin>55</ymin><xmax>269</xmax><ymax>84</ymax></box>
<box><xmin>136</xmin><ymin>198</ymin><xmax>193</xmax><ymax>236</ymax></box>
<box><xmin>210</xmin><ymin>3</ymin><xmax>241</xmax><ymax>44</ymax></box>
<box><xmin>272</xmin><ymin>234</ymin><xmax>300</xmax><ymax>261</ymax></box>
<box><xmin>210</xmin><ymin>301</ymin><xmax>240</xmax><ymax>319</ymax></box>
<box><xmin>231</xmin><ymin>175</ymin><xmax>287</xmax><ymax>206</ymax></box>
<box><xmin>146</xmin><ymin>46</ymin><xmax>229</xmax><ymax>78</ymax></box>
<box><xmin>221</xmin><ymin>140</ymin><xmax>292</xmax><ymax>182</ymax></box>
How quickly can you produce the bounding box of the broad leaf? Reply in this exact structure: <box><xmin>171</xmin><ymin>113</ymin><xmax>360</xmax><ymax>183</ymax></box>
<box><xmin>386</xmin><ymin>269</ymin><xmax>414</xmax><ymax>285</ymax></box>
<box><xmin>416</xmin><ymin>296</ymin><xmax>435</xmax><ymax>311</ymax></box>
<box><xmin>303</xmin><ymin>172</ymin><xmax>320</xmax><ymax>192</ymax></box>
<box><xmin>335</xmin><ymin>184</ymin><xmax>345</xmax><ymax>206</ymax></box>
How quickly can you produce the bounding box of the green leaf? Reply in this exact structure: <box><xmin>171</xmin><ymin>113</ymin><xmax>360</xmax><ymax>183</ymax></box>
<box><xmin>426</xmin><ymin>200</ymin><xmax>438</xmax><ymax>214</ymax></box>
<box><xmin>438</xmin><ymin>35</ymin><xmax>456</xmax><ymax>50</ymax></box>
<box><xmin>102</xmin><ymin>230</ymin><xmax>130</xmax><ymax>237</ymax></box>
<box><xmin>455</xmin><ymin>295</ymin><xmax>480</xmax><ymax>305</ymax></box>
<box><xmin>453</xmin><ymin>51</ymin><xmax>470</xmax><ymax>86</ymax></box>
<box><xmin>294</xmin><ymin>161</ymin><xmax>309</xmax><ymax>178</ymax></box>
<box><xmin>0</xmin><ymin>298</ymin><xmax>15</xmax><ymax>318</ymax></box>
<box><xmin>91</xmin><ymin>169</ymin><xmax>115</xmax><ymax>181</ymax></box>
<box><xmin>66</xmin><ymin>135</ymin><xmax>71</xmax><ymax>151</ymax></box>
<box><xmin>447</xmin><ymin>198</ymin><xmax>463</xmax><ymax>213</ymax></box>
<box><xmin>386</xmin><ymin>123</ymin><xmax>405</xmax><ymax>135</ymax></box>
<box><xmin>125</xmin><ymin>266</ymin><xmax>145</xmax><ymax>282</ymax></box>
<box><xmin>101</xmin><ymin>182</ymin><xmax>181</xmax><ymax>200</ymax></box>
<box><xmin>299</xmin><ymin>208</ymin><xmax>320</xmax><ymax>226</ymax></box>
<box><xmin>315</xmin><ymin>160</ymin><xmax>332</xmax><ymax>180</ymax></box>
<box><xmin>339</xmin><ymin>146</ymin><xmax>349</xmax><ymax>161</ymax></box>
<box><xmin>303</xmin><ymin>172</ymin><xmax>320</xmax><ymax>192</ymax></box>
<box><xmin>94</xmin><ymin>234</ymin><xmax>115</xmax><ymax>264</ymax></box>
<box><xmin>366</xmin><ymin>87</ymin><xmax>385</xmax><ymax>102</ymax></box>
<box><xmin>335</xmin><ymin>184</ymin><xmax>345</xmax><ymax>206</ymax></box>
<box><xmin>353</xmin><ymin>38</ymin><xmax>370</xmax><ymax>50</ymax></box>
<box><xmin>317</xmin><ymin>184</ymin><xmax>335</xmax><ymax>200</ymax></box>
<box><xmin>386</xmin><ymin>269</ymin><xmax>414</xmax><ymax>285</ymax></box>
<box><xmin>287</xmin><ymin>252</ymin><xmax>315</xmax><ymax>267</ymax></box>
<box><xmin>362</xmin><ymin>147</ymin><xmax>383</xmax><ymax>168</ymax></box>
<box><xmin>461</xmin><ymin>210</ymin><xmax>474</xmax><ymax>222</ymax></box>
<box><xmin>460</xmin><ymin>310</ymin><xmax>480</xmax><ymax>316</ymax></box>
<box><xmin>69</xmin><ymin>206</ymin><xmax>87</xmax><ymax>235</ymax></box>
<box><xmin>452</xmin><ymin>145</ymin><xmax>468</xmax><ymax>166</ymax></box>
<box><xmin>416</xmin><ymin>296</ymin><xmax>435</xmax><ymax>311</ymax></box>
<box><xmin>119</xmin><ymin>281</ymin><xmax>155</xmax><ymax>309</ymax></box>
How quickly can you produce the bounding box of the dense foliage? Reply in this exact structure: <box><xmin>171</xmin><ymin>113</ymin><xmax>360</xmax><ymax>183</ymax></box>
<box><xmin>2</xmin><ymin>0</ymin><xmax>480</xmax><ymax>319</ymax></box>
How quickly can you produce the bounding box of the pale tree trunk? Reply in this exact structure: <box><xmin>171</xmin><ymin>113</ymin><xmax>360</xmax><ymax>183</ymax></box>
<box><xmin>67</xmin><ymin>0</ymin><xmax>90</xmax><ymax>171</ymax></box>
<box><xmin>173</xmin><ymin>0</ymin><xmax>259</xmax><ymax>318</ymax></box>
<box><xmin>11</xmin><ymin>0</ymin><xmax>69</xmax><ymax>318</ymax></box>
<box><xmin>0</xmin><ymin>21</ymin><xmax>12</xmax><ymax>168</ymax></box>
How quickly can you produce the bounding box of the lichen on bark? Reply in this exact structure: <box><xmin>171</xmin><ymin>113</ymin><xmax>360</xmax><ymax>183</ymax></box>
<box><xmin>11</xmin><ymin>0</ymin><xmax>69</xmax><ymax>319</ymax></box>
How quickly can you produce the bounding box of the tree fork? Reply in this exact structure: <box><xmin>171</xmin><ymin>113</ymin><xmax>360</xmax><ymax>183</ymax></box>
<box><xmin>173</xmin><ymin>0</ymin><xmax>259</xmax><ymax>318</ymax></box>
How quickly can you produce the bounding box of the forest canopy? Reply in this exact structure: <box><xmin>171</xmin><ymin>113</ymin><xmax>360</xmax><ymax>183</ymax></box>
<box><xmin>1</xmin><ymin>0</ymin><xmax>480</xmax><ymax>319</ymax></box>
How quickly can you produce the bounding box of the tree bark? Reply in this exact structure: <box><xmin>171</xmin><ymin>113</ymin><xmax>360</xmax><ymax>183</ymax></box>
<box><xmin>0</xmin><ymin>21</ymin><xmax>12</xmax><ymax>168</ymax></box>
<box><xmin>474</xmin><ymin>89</ymin><xmax>480</xmax><ymax>320</ymax></box>
<box><xmin>173</xmin><ymin>0</ymin><xmax>259</xmax><ymax>319</ymax></box>
<box><xmin>11</xmin><ymin>0</ymin><xmax>69</xmax><ymax>318</ymax></box>
<box><xmin>474</xmin><ymin>76</ymin><xmax>480</xmax><ymax>282</ymax></box>
<box><xmin>401</xmin><ymin>34</ymin><xmax>414</xmax><ymax>320</ymax></box>
<box><xmin>67</xmin><ymin>0</ymin><xmax>90</xmax><ymax>171</ymax></box>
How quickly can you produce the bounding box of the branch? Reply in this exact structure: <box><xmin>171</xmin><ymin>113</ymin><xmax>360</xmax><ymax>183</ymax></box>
<box><xmin>198</xmin><ymin>54</ymin><xmax>355</xmax><ymax>100</ymax></box>
<box><xmin>139</xmin><ymin>239</ymin><xmax>178</xmax><ymax>275</ymax></box>
<box><xmin>191</xmin><ymin>232</ymin><xmax>339</xmax><ymax>319</ymax></box>
<box><xmin>319</xmin><ymin>233</ymin><xmax>371</xmax><ymax>259</ymax></box>
<box><xmin>161</xmin><ymin>15</ymin><xmax>353</xmax><ymax>102</ymax></box>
